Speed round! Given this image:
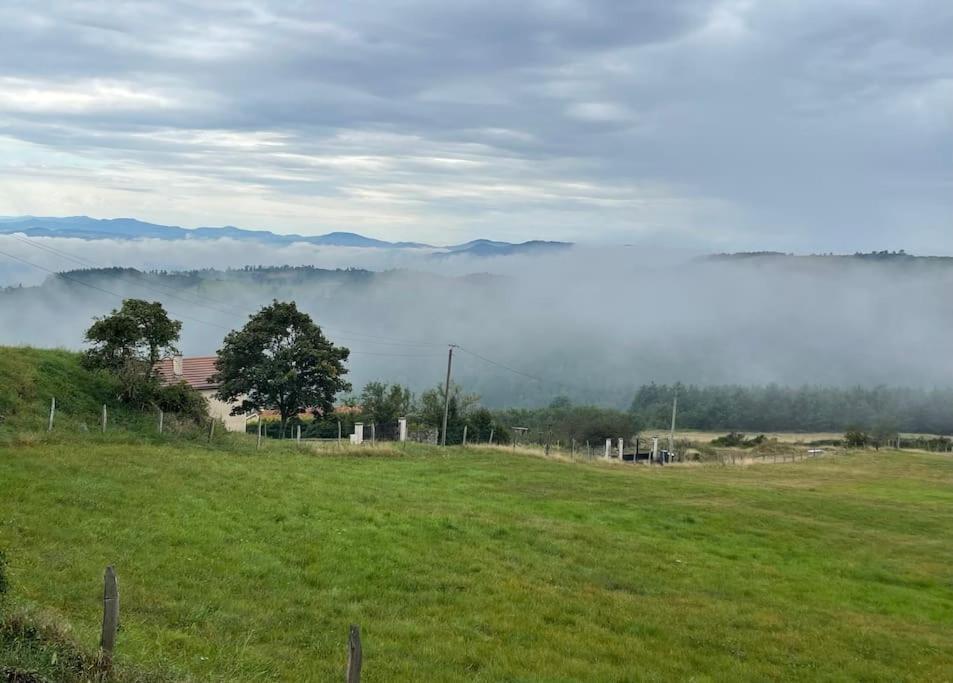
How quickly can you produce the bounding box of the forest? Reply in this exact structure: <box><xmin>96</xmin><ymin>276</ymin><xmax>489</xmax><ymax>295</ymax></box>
<box><xmin>630</xmin><ymin>383</ymin><xmax>953</xmax><ymax>434</ymax></box>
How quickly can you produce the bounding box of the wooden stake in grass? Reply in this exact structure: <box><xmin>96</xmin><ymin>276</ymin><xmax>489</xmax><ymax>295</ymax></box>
<box><xmin>462</xmin><ymin>425</ymin><xmax>468</xmax><ymax>447</ymax></box>
<box><xmin>100</xmin><ymin>565</ymin><xmax>119</xmax><ymax>669</ymax></box>
<box><xmin>101</xmin><ymin>404</ymin><xmax>107</xmax><ymax>433</ymax></box>
<box><xmin>488</xmin><ymin>428</ymin><xmax>494</xmax><ymax>445</ymax></box>
<box><xmin>257</xmin><ymin>418</ymin><xmax>262</xmax><ymax>450</ymax></box>
<box><xmin>48</xmin><ymin>396</ymin><xmax>55</xmax><ymax>432</ymax></box>
<box><xmin>158</xmin><ymin>409</ymin><xmax>164</xmax><ymax>434</ymax></box>
<box><xmin>347</xmin><ymin>624</ymin><xmax>362</xmax><ymax>683</ymax></box>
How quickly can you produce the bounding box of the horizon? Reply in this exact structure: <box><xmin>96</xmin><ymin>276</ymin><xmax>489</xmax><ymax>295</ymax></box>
<box><xmin>1</xmin><ymin>214</ymin><xmax>948</xmax><ymax>257</ymax></box>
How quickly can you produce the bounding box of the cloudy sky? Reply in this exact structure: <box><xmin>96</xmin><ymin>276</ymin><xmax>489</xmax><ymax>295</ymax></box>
<box><xmin>0</xmin><ymin>1</ymin><xmax>950</xmax><ymax>251</ymax></box>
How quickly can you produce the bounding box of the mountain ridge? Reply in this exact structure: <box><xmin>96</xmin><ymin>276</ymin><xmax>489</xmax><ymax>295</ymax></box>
<box><xmin>0</xmin><ymin>215</ymin><xmax>572</xmax><ymax>256</ymax></box>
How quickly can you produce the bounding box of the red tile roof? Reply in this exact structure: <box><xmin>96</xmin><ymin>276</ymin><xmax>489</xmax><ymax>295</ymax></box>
<box><xmin>154</xmin><ymin>356</ymin><xmax>219</xmax><ymax>390</ymax></box>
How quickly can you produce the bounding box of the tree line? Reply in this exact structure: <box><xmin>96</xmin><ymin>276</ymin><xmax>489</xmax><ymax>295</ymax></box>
<box><xmin>630</xmin><ymin>383</ymin><xmax>953</xmax><ymax>434</ymax></box>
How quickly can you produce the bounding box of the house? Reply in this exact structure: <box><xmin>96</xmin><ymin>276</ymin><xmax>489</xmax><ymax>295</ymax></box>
<box><xmin>154</xmin><ymin>355</ymin><xmax>251</xmax><ymax>432</ymax></box>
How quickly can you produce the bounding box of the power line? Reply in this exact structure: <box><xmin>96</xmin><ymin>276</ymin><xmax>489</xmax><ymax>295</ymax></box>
<box><xmin>0</xmin><ymin>247</ymin><xmax>446</xmax><ymax>360</ymax></box>
<box><xmin>4</xmin><ymin>234</ymin><xmax>444</xmax><ymax>348</ymax></box>
<box><xmin>0</xmin><ymin>247</ymin><xmax>233</xmax><ymax>332</ymax></box>
<box><xmin>455</xmin><ymin>345</ymin><xmax>545</xmax><ymax>382</ymax></box>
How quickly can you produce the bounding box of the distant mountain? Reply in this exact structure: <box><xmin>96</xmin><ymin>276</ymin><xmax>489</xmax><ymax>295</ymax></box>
<box><xmin>0</xmin><ymin>215</ymin><xmax>570</xmax><ymax>255</ymax></box>
<box><xmin>436</xmin><ymin>239</ymin><xmax>573</xmax><ymax>258</ymax></box>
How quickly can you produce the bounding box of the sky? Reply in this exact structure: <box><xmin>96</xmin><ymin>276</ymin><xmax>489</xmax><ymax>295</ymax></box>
<box><xmin>0</xmin><ymin>1</ymin><xmax>950</xmax><ymax>252</ymax></box>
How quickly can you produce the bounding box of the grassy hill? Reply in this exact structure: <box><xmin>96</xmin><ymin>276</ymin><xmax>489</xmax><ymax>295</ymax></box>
<box><xmin>0</xmin><ymin>346</ymin><xmax>120</xmax><ymax>433</ymax></box>
<box><xmin>1</xmin><ymin>437</ymin><xmax>951</xmax><ymax>680</ymax></box>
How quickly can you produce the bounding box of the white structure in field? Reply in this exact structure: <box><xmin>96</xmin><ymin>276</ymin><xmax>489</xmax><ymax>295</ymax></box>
<box><xmin>154</xmin><ymin>355</ymin><xmax>251</xmax><ymax>432</ymax></box>
<box><xmin>398</xmin><ymin>417</ymin><xmax>407</xmax><ymax>442</ymax></box>
<box><xmin>350</xmin><ymin>422</ymin><xmax>364</xmax><ymax>445</ymax></box>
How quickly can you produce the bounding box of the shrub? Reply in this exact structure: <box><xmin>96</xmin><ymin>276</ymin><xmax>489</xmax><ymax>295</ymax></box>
<box><xmin>154</xmin><ymin>382</ymin><xmax>209</xmax><ymax>423</ymax></box>
<box><xmin>844</xmin><ymin>429</ymin><xmax>869</xmax><ymax>448</ymax></box>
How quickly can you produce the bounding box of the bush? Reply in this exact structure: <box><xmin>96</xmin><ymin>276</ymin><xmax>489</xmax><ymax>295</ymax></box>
<box><xmin>154</xmin><ymin>382</ymin><xmax>209</xmax><ymax>423</ymax></box>
<box><xmin>844</xmin><ymin>429</ymin><xmax>869</xmax><ymax>448</ymax></box>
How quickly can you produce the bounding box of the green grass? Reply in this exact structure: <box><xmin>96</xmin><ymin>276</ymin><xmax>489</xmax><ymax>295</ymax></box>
<box><xmin>1</xmin><ymin>440</ymin><xmax>951</xmax><ymax>681</ymax></box>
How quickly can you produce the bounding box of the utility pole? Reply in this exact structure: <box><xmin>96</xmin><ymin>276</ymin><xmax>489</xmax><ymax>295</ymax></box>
<box><xmin>668</xmin><ymin>385</ymin><xmax>678</xmax><ymax>459</ymax></box>
<box><xmin>440</xmin><ymin>344</ymin><xmax>457</xmax><ymax>446</ymax></box>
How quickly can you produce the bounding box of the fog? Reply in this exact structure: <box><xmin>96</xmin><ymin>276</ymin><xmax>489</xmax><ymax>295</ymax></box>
<box><xmin>2</xmin><ymin>235</ymin><xmax>952</xmax><ymax>407</ymax></box>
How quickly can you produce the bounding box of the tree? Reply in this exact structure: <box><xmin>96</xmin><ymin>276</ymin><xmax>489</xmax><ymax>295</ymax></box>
<box><xmin>85</xmin><ymin>299</ymin><xmax>182</xmax><ymax>370</ymax></box>
<box><xmin>360</xmin><ymin>382</ymin><xmax>414</xmax><ymax>432</ymax></box>
<box><xmin>213</xmin><ymin>301</ymin><xmax>350</xmax><ymax>436</ymax></box>
<box><xmin>83</xmin><ymin>299</ymin><xmax>182</xmax><ymax>405</ymax></box>
<box><xmin>419</xmin><ymin>381</ymin><xmax>480</xmax><ymax>444</ymax></box>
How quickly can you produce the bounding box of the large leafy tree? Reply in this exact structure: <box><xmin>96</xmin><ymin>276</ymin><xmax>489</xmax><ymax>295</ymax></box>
<box><xmin>84</xmin><ymin>299</ymin><xmax>182</xmax><ymax>405</ymax></box>
<box><xmin>85</xmin><ymin>299</ymin><xmax>182</xmax><ymax>370</ymax></box>
<box><xmin>214</xmin><ymin>301</ymin><xmax>350</xmax><ymax>435</ymax></box>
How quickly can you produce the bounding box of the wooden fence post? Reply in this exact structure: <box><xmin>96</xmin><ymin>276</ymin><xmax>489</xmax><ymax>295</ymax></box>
<box><xmin>462</xmin><ymin>425</ymin><xmax>468</xmax><ymax>447</ymax></box>
<box><xmin>257</xmin><ymin>419</ymin><xmax>262</xmax><ymax>450</ymax></box>
<box><xmin>371</xmin><ymin>423</ymin><xmax>376</xmax><ymax>446</ymax></box>
<box><xmin>102</xmin><ymin>404</ymin><xmax>107</xmax><ymax>433</ymax></box>
<box><xmin>297</xmin><ymin>424</ymin><xmax>301</xmax><ymax>444</ymax></box>
<box><xmin>347</xmin><ymin>624</ymin><xmax>362</xmax><ymax>682</ymax></box>
<box><xmin>337</xmin><ymin>420</ymin><xmax>342</xmax><ymax>448</ymax></box>
<box><xmin>48</xmin><ymin>397</ymin><xmax>55</xmax><ymax>432</ymax></box>
<box><xmin>100</xmin><ymin>566</ymin><xmax>119</xmax><ymax>668</ymax></box>
<box><xmin>158</xmin><ymin>409</ymin><xmax>164</xmax><ymax>434</ymax></box>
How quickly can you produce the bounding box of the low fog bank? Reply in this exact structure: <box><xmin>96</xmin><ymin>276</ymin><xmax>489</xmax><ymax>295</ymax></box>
<box><xmin>1</xmin><ymin>237</ymin><xmax>951</xmax><ymax>407</ymax></box>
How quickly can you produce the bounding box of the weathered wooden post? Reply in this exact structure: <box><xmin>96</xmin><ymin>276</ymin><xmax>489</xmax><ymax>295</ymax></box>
<box><xmin>296</xmin><ymin>424</ymin><xmax>301</xmax><ymax>444</ymax></box>
<box><xmin>102</xmin><ymin>404</ymin><xmax>107</xmax><ymax>433</ymax></box>
<box><xmin>100</xmin><ymin>566</ymin><xmax>119</xmax><ymax>669</ymax></box>
<box><xmin>337</xmin><ymin>420</ymin><xmax>342</xmax><ymax>448</ymax></box>
<box><xmin>604</xmin><ymin>438</ymin><xmax>611</xmax><ymax>459</ymax></box>
<box><xmin>346</xmin><ymin>624</ymin><xmax>362</xmax><ymax>683</ymax></box>
<box><xmin>462</xmin><ymin>425</ymin><xmax>468</xmax><ymax>447</ymax></box>
<box><xmin>48</xmin><ymin>397</ymin><xmax>55</xmax><ymax>432</ymax></box>
<box><xmin>257</xmin><ymin>419</ymin><xmax>262</xmax><ymax>450</ymax></box>
<box><xmin>488</xmin><ymin>428</ymin><xmax>494</xmax><ymax>445</ymax></box>
<box><xmin>371</xmin><ymin>423</ymin><xmax>376</xmax><ymax>445</ymax></box>
<box><xmin>158</xmin><ymin>409</ymin><xmax>164</xmax><ymax>434</ymax></box>
<box><xmin>618</xmin><ymin>437</ymin><xmax>624</xmax><ymax>459</ymax></box>
<box><xmin>398</xmin><ymin>417</ymin><xmax>407</xmax><ymax>443</ymax></box>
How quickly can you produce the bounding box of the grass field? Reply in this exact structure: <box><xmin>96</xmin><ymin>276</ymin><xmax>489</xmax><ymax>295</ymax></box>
<box><xmin>2</xmin><ymin>440</ymin><xmax>952</xmax><ymax>681</ymax></box>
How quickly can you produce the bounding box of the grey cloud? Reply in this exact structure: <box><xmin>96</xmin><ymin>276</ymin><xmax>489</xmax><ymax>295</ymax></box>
<box><xmin>0</xmin><ymin>1</ymin><xmax>950</xmax><ymax>250</ymax></box>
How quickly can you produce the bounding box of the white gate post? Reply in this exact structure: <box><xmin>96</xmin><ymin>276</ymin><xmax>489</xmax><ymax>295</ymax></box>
<box><xmin>398</xmin><ymin>417</ymin><xmax>408</xmax><ymax>442</ymax></box>
<box><xmin>604</xmin><ymin>438</ymin><xmax>611</xmax><ymax>458</ymax></box>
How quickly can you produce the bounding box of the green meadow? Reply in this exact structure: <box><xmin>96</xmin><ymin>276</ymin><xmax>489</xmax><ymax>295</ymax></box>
<box><xmin>1</xmin><ymin>439</ymin><xmax>952</xmax><ymax>681</ymax></box>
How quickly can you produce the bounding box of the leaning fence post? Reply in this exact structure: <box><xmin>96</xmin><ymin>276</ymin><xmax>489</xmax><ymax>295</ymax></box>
<box><xmin>48</xmin><ymin>397</ymin><xmax>55</xmax><ymax>432</ymax></box>
<box><xmin>488</xmin><ymin>428</ymin><xmax>494</xmax><ymax>445</ymax></box>
<box><xmin>462</xmin><ymin>425</ymin><xmax>468</xmax><ymax>447</ymax></box>
<box><xmin>347</xmin><ymin>624</ymin><xmax>362</xmax><ymax>682</ymax></box>
<box><xmin>100</xmin><ymin>565</ymin><xmax>119</xmax><ymax>668</ymax></box>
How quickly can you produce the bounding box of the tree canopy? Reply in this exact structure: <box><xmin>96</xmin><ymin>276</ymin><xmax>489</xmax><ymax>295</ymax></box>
<box><xmin>213</xmin><ymin>300</ymin><xmax>350</xmax><ymax>432</ymax></box>
<box><xmin>84</xmin><ymin>298</ymin><xmax>181</xmax><ymax>371</ymax></box>
<box><xmin>83</xmin><ymin>299</ymin><xmax>182</xmax><ymax>405</ymax></box>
